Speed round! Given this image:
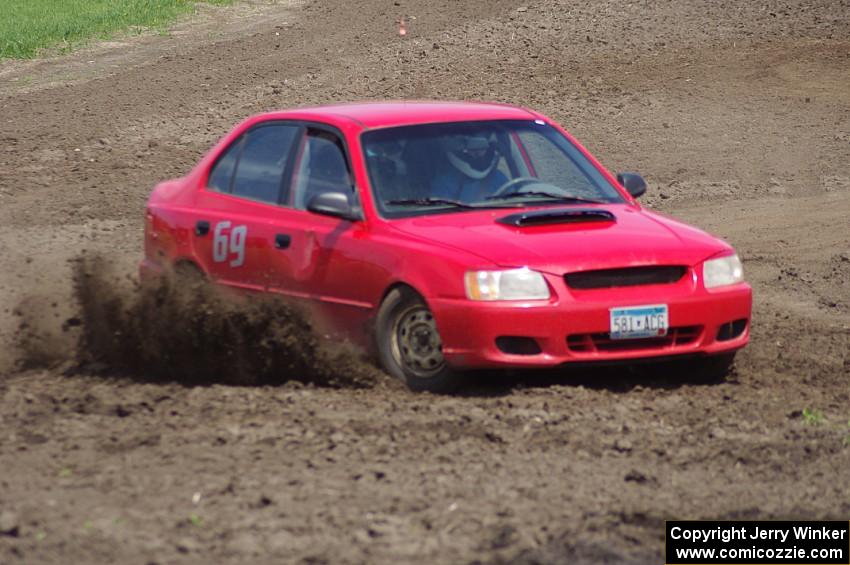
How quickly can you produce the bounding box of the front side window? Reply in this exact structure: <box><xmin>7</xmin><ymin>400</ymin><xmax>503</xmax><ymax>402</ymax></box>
<box><xmin>206</xmin><ymin>123</ymin><xmax>299</xmax><ymax>205</ymax></box>
<box><xmin>362</xmin><ymin>120</ymin><xmax>624</xmax><ymax>218</ymax></box>
<box><xmin>290</xmin><ymin>130</ymin><xmax>353</xmax><ymax>210</ymax></box>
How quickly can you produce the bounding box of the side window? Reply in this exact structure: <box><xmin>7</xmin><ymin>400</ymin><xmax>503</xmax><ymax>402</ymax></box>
<box><xmin>230</xmin><ymin>124</ymin><xmax>299</xmax><ymax>204</ymax></box>
<box><xmin>291</xmin><ymin>131</ymin><xmax>353</xmax><ymax>210</ymax></box>
<box><xmin>207</xmin><ymin>137</ymin><xmax>243</xmax><ymax>193</ymax></box>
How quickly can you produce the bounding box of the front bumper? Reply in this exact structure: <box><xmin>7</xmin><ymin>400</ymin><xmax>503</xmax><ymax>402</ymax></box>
<box><xmin>431</xmin><ymin>279</ymin><xmax>752</xmax><ymax>369</ymax></box>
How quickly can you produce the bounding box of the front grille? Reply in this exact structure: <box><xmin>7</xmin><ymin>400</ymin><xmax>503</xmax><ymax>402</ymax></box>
<box><xmin>565</xmin><ymin>266</ymin><xmax>687</xmax><ymax>290</ymax></box>
<box><xmin>567</xmin><ymin>325</ymin><xmax>702</xmax><ymax>353</ymax></box>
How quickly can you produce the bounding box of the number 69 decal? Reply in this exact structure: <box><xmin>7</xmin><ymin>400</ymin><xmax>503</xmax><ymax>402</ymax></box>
<box><xmin>212</xmin><ymin>221</ymin><xmax>247</xmax><ymax>267</ymax></box>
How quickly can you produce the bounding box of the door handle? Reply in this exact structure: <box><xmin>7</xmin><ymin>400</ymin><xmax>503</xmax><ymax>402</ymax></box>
<box><xmin>195</xmin><ymin>220</ymin><xmax>210</xmax><ymax>236</ymax></box>
<box><xmin>275</xmin><ymin>234</ymin><xmax>291</xmax><ymax>249</ymax></box>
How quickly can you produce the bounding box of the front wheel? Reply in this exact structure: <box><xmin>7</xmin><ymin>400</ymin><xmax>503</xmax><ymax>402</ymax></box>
<box><xmin>644</xmin><ymin>352</ymin><xmax>737</xmax><ymax>383</ymax></box>
<box><xmin>688</xmin><ymin>352</ymin><xmax>737</xmax><ymax>382</ymax></box>
<box><xmin>376</xmin><ymin>288</ymin><xmax>465</xmax><ymax>393</ymax></box>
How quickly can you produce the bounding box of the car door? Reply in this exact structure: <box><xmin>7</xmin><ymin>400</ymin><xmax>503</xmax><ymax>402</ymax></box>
<box><xmin>264</xmin><ymin>126</ymin><xmax>384</xmax><ymax>338</ymax></box>
<box><xmin>193</xmin><ymin>121</ymin><xmax>301</xmax><ymax>289</ymax></box>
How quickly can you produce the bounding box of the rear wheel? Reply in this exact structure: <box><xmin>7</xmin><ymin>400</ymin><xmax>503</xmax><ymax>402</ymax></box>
<box><xmin>376</xmin><ymin>287</ymin><xmax>464</xmax><ymax>393</ymax></box>
<box><xmin>173</xmin><ymin>261</ymin><xmax>206</xmax><ymax>281</ymax></box>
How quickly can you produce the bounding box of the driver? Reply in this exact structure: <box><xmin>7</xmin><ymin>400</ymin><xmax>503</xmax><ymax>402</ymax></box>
<box><xmin>431</xmin><ymin>133</ymin><xmax>507</xmax><ymax>202</ymax></box>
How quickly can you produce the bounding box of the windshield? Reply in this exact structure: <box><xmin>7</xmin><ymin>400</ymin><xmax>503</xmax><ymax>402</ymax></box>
<box><xmin>362</xmin><ymin>119</ymin><xmax>625</xmax><ymax>218</ymax></box>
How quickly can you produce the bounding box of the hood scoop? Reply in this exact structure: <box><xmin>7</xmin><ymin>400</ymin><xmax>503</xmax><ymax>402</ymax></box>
<box><xmin>496</xmin><ymin>208</ymin><xmax>616</xmax><ymax>227</ymax></box>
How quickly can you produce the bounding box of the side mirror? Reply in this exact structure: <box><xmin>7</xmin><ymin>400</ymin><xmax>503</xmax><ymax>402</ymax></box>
<box><xmin>617</xmin><ymin>172</ymin><xmax>647</xmax><ymax>199</ymax></box>
<box><xmin>307</xmin><ymin>191</ymin><xmax>361</xmax><ymax>221</ymax></box>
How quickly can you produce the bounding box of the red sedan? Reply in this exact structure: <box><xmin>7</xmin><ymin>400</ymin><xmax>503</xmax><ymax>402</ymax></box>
<box><xmin>142</xmin><ymin>101</ymin><xmax>751</xmax><ymax>392</ymax></box>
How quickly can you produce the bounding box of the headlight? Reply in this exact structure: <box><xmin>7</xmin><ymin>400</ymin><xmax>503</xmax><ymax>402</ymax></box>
<box><xmin>465</xmin><ymin>268</ymin><xmax>550</xmax><ymax>301</ymax></box>
<box><xmin>703</xmin><ymin>254</ymin><xmax>744</xmax><ymax>288</ymax></box>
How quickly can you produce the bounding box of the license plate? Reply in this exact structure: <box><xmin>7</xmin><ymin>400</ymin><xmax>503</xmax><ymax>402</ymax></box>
<box><xmin>610</xmin><ymin>304</ymin><xmax>668</xmax><ymax>340</ymax></box>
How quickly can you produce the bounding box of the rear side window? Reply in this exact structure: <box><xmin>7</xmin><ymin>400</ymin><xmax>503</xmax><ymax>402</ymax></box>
<box><xmin>207</xmin><ymin>123</ymin><xmax>299</xmax><ymax>204</ymax></box>
<box><xmin>208</xmin><ymin>138</ymin><xmax>242</xmax><ymax>192</ymax></box>
<box><xmin>231</xmin><ymin>125</ymin><xmax>299</xmax><ymax>204</ymax></box>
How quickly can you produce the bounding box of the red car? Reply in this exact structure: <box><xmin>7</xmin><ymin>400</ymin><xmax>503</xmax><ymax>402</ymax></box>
<box><xmin>142</xmin><ymin>101</ymin><xmax>751</xmax><ymax>392</ymax></box>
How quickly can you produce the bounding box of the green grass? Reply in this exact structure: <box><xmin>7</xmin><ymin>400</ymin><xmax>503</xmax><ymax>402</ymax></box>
<box><xmin>802</xmin><ymin>407</ymin><xmax>825</xmax><ymax>425</ymax></box>
<box><xmin>0</xmin><ymin>0</ymin><xmax>234</xmax><ymax>59</ymax></box>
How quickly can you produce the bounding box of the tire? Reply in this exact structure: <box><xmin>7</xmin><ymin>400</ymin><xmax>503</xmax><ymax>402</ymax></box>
<box><xmin>644</xmin><ymin>352</ymin><xmax>736</xmax><ymax>383</ymax></box>
<box><xmin>376</xmin><ymin>287</ymin><xmax>465</xmax><ymax>393</ymax></box>
<box><xmin>688</xmin><ymin>352</ymin><xmax>737</xmax><ymax>382</ymax></box>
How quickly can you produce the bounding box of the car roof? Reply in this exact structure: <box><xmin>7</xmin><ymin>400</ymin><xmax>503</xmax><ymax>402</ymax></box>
<box><xmin>258</xmin><ymin>101</ymin><xmax>539</xmax><ymax>130</ymax></box>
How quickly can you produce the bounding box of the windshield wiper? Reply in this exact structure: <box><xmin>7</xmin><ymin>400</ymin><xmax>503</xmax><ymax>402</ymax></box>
<box><xmin>386</xmin><ymin>198</ymin><xmax>519</xmax><ymax>209</ymax></box>
<box><xmin>387</xmin><ymin>198</ymin><xmax>475</xmax><ymax>208</ymax></box>
<box><xmin>486</xmin><ymin>191</ymin><xmax>607</xmax><ymax>205</ymax></box>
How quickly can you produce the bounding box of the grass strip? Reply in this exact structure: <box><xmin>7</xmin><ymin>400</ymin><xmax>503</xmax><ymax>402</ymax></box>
<box><xmin>0</xmin><ymin>0</ymin><xmax>235</xmax><ymax>59</ymax></box>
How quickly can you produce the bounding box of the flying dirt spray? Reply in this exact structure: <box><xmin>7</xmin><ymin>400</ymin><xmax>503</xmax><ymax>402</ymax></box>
<box><xmin>15</xmin><ymin>254</ymin><xmax>384</xmax><ymax>388</ymax></box>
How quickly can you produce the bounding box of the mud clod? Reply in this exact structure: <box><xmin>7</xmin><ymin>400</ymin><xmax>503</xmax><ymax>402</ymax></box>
<box><xmin>0</xmin><ymin>512</ymin><xmax>20</xmax><ymax>538</ymax></box>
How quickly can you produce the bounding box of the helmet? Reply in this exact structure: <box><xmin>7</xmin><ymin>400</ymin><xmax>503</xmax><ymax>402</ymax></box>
<box><xmin>444</xmin><ymin>133</ymin><xmax>499</xmax><ymax>180</ymax></box>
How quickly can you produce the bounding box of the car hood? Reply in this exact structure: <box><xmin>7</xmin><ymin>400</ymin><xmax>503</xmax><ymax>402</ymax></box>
<box><xmin>387</xmin><ymin>205</ymin><xmax>730</xmax><ymax>274</ymax></box>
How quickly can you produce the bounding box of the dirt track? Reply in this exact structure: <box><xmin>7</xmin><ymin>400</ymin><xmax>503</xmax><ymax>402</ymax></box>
<box><xmin>2</xmin><ymin>0</ymin><xmax>850</xmax><ymax>563</ymax></box>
